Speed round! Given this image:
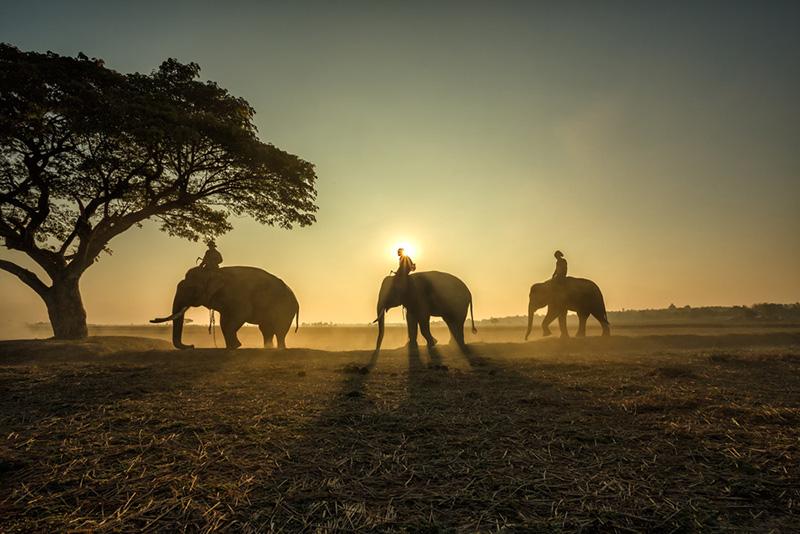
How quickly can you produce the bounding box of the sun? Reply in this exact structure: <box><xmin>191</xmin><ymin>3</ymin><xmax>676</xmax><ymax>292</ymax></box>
<box><xmin>390</xmin><ymin>240</ymin><xmax>419</xmax><ymax>261</ymax></box>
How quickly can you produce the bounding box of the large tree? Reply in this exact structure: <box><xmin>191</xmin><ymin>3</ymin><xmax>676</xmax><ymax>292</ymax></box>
<box><xmin>0</xmin><ymin>45</ymin><xmax>317</xmax><ymax>339</ymax></box>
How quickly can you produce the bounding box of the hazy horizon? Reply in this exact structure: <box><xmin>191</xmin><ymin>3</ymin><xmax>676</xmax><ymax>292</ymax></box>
<box><xmin>1</xmin><ymin>1</ymin><xmax>799</xmax><ymax>331</ymax></box>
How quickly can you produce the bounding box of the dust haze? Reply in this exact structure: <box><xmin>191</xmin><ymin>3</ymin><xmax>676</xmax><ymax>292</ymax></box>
<box><xmin>2</xmin><ymin>2</ymin><xmax>800</xmax><ymax>531</ymax></box>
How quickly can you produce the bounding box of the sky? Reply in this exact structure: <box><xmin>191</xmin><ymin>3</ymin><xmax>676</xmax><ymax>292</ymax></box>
<box><xmin>1</xmin><ymin>1</ymin><xmax>799</xmax><ymax>330</ymax></box>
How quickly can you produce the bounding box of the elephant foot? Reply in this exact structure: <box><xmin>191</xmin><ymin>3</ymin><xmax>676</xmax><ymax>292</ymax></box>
<box><xmin>542</xmin><ymin>329</ymin><xmax>552</xmax><ymax>337</ymax></box>
<box><xmin>426</xmin><ymin>337</ymin><xmax>438</xmax><ymax>348</ymax></box>
<box><xmin>226</xmin><ymin>340</ymin><xmax>242</xmax><ymax>350</ymax></box>
<box><xmin>559</xmin><ymin>334</ymin><xmax>570</xmax><ymax>339</ymax></box>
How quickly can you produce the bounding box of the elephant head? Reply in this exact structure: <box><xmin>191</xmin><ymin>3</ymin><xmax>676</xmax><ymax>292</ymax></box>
<box><xmin>525</xmin><ymin>281</ymin><xmax>551</xmax><ymax>340</ymax></box>
<box><xmin>373</xmin><ymin>275</ymin><xmax>406</xmax><ymax>353</ymax></box>
<box><xmin>150</xmin><ymin>267</ymin><xmax>225</xmax><ymax>349</ymax></box>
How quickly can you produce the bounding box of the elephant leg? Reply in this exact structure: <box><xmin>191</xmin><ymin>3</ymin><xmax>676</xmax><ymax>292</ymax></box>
<box><xmin>593</xmin><ymin>312</ymin><xmax>611</xmax><ymax>336</ymax></box>
<box><xmin>445</xmin><ymin>317</ymin><xmax>466</xmax><ymax>349</ymax></box>
<box><xmin>220</xmin><ymin>314</ymin><xmax>244</xmax><ymax>349</ymax></box>
<box><xmin>406</xmin><ymin>310</ymin><xmax>419</xmax><ymax>348</ymax></box>
<box><xmin>419</xmin><ymin>315</ymin><xmax>437</xmax><ymax>347</ymax></box>
<box><xmin>275</xmin><ymin>332</ymin><xmax>287</xmax><ymax>349</ymax></box>
<box><xmin>259</xmin><ymin>324</ymin><xmax>274</xmax><ymax>348</ymax></box>
<box><xmin>558</xmin><ymin>312</ymin><xmax>569</xmax><ymax>338</ymax></box>
<box><xmin>541</xmin><ymin>309</ymin><xmax>558</xmax><ymax>337</ymax></box>
<box><xmin>577</xmin><ymin>312</ymin><xmax>588</xmax><ymax>337</ymax></box>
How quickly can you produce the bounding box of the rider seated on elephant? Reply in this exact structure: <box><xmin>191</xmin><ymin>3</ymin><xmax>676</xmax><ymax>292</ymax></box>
<box><xmin>552</xmin><ymin>250</ymin><xmax>567</xmax><ymax>281</ymax></box>
<box><xmin>396</xmin><ymin>248</ymin><xmax>416</xmax><ymax>277</ymax></box>
<box><xmin>392</xmin><ymin>247</ymin><xmax>416</xmax><ymax>299</ymax></box>
<box><xmin>199</xmin><ymin>240</ymin><xmax>223</xmax><ymax>269</ymax></box>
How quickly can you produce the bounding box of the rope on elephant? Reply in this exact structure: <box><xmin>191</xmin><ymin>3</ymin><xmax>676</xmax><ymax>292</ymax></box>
<box><xmin>208</xmin><ymin>309</ymin><xmax>217</xmax><ymax>348</ymax></box>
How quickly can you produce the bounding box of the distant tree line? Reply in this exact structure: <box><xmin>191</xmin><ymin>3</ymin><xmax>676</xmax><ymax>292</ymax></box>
<box><xmin>611</xmin><ymin>303</ymin><xmax>800</xmax><ymax>323</ymax></box>
<box><xmin>479</xmin><ymin>303</ymin><xmax>800</xmax><ymax>326</ymax></box>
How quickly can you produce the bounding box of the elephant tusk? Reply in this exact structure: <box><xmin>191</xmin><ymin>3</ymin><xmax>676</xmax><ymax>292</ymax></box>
<box><xmin>150</xmin><ymin>306</ymin><xmax>190</xmax><ymax>324</ymax></box>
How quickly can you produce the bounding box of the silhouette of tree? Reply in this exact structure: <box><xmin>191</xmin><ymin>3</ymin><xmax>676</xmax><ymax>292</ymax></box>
<box><xmin>0</xmin><ymin>45</ymin><xmax>317</xmax><ymax>339</ymax></box>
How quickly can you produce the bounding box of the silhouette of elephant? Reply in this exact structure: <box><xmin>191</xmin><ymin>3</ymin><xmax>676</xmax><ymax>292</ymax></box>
<box><xmin>525</xmin><ymin>277</ymin><xmax>610</xmax><ymax>339</ymax></box>
<box><xmin>374</xmin><ymin>271</ymin><xmax>477</xmax><ymax>354</ymax></box>
<box><xmin>151</xmin><ymin>266</ymin><xmax>299</xmax><ymax>349</ymax></box>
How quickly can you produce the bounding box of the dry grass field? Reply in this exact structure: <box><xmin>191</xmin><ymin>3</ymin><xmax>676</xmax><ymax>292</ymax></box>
<box><xmin>1</xmin><ymin>328</ymin><xmax>799</xmax><ymax>531</ymax></box>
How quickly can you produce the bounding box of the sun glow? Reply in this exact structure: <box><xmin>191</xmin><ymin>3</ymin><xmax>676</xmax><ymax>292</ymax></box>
<box><xmin>390</xmin><ymin>240</ymin><xmax>419</xmax><ymax>261</ymax></box>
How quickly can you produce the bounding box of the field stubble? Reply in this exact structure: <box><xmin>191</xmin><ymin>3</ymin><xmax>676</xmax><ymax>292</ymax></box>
<box><xmin>0</xmin><ymin>328</ymin><xmax>799</xmax><ymax>532</ymax></box>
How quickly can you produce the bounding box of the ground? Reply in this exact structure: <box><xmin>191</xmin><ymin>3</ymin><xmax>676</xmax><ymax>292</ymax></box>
<box><xmin>1</xmin><ymin>329</ymin><xmax>799</xmax><ymax>532</ymax></box>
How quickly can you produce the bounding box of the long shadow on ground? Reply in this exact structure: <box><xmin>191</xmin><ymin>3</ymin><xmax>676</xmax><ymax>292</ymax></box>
<box><xmin>241</xmin><ymin>341</ymin><xmax>800</xmax><ymax>531</ymax></box>
<box><xmin>1</xmin><ymin>335</ymin><xmax>799</xmax><ymax>531</ymax></box>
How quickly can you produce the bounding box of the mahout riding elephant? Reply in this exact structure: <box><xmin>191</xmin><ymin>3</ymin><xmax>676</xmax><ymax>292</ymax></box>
<box><xmin>525</xmin><ymin>277</ymin><xmax>610</xmax><ymax>339</ymax></box>
<box><xmin>151</xmin><ymin>266</ymin><xmax>299</xmax><ymax>349</ymax></box>
<box><xmin>373</xmin><ymin>271</ymin><xmax>477</xmax><ymax>354</ymax></box>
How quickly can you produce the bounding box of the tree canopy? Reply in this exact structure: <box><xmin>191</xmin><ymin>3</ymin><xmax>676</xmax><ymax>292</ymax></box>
<box><xmin>0</xmin><ymin>44</ymin><xmax>318</xmax><ymax>337</ymax></box>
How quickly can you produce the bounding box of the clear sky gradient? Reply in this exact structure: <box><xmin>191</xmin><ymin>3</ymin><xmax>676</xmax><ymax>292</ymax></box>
<box><xmin>1</xmin><ymin>1</ymin><xmax>798</xmax><ymax>328</ymax></box>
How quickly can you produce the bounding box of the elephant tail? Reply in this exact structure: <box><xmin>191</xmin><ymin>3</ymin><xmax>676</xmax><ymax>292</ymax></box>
<box><xmin>295</xmin><ymin>306</ymin><xmax>300</xmax><ymax>333</ymax></box>
<box><xmin>597</xmin><ymin>291</ymin><xmax>610</xmax><ymax>324</ymax></box>
<box><xmin>469</xmin><ymin>297</ymin><xmax>477</xmax><ymax>334</ymax></box>
<box><xmin>595</xmin><ymin>290</ymin><xmax>611</xmax><ymax>336</ymax></box>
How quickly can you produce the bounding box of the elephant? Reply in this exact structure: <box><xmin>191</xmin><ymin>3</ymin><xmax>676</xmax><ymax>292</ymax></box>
<box><xmin>151</xmin><ymin>266</ymin><xmax>299</xmax><ymax>350</ymax></box>
<box><xmin>525</xmin><ymin>277</ymin><xmax>610</xmax><ymax>339</ymax></box>
<box><xmin>373</xmin><ymin>271</ymin><xmax>477</xmax><ymax>354</ymax></box>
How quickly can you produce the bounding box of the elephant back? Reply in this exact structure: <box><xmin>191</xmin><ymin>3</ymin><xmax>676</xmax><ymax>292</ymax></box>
<box><xmin>410</xmin><ymin>271</ymin><xmax>473</xmax><ymax>311</ymax></box>
<box><xmin>567</xmin><ymin>276</ymin><xmax>602</xmax><ymax>292</ymax></box>
<box><xmin>411</xmin><ymin>270</ymin><xmax>470</xmax><ymax>291</ymax></box>
<box><xmin>220</xmin><ymin>266</ymin><xmax>296</xmax><ymax>301</ymax></box>
<box><xmin>556</xmin><ymin>276</ymin><xmax>600</xmax><ymax>299</ymax></box>
<box><xmin>562</xmin><ymin>276</ymin><xmax>607</xmax><ymax>314</ymax></box>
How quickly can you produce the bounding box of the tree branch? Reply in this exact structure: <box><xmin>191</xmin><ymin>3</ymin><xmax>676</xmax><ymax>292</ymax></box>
<box><xmin>0</xmin><ymin>218</ymin><xmax>63</xmax><ymax>277</ymax></box>
<box><xmin>0</xmin><ymin>258</ymin><xmax>49</xmax><ymax>296</ymax></box>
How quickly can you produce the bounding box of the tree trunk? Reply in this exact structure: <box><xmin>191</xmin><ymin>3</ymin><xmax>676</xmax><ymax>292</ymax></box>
<box><xmin>45</xmin><ymin>277</ymin><xmax>89</xmax><ymax>339</ymax></box>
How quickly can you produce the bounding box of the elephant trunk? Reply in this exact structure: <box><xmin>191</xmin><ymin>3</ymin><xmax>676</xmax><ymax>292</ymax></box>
<box><xmin>373</xmin><ymin>277</ymin><xmax>395</xmax><ymax>354</ymax></box>
<box><xmin>172</xmin><ymin>314</ymin><xmax>195</xmax><ymax>350</ymax></box>
<box><xmin>374</xmin><ymin>309</ymin><xmax>386</xmax><ymax>354</ymax></box>
<box><xmin>170</xmin><ymin>295</ymin><xmax>194</xmax><ymax>350</ymax></box>
<box><xmin>525</xmin><ymin>298</ymin><xmax>535</xmax><ymax>340</ymax></box>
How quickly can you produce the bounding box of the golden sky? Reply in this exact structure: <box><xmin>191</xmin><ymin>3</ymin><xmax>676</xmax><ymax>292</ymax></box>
<box><xmin>1</xmin><ymin>2</ymin><xmax>799</xmax><ymax>328</ymax></box>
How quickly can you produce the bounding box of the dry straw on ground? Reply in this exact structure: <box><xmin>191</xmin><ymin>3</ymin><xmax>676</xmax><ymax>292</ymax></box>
<box><xmin>1</xmin><ymin>332</ymin><xmax>798</xmax><ymax>531</ymax></box>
